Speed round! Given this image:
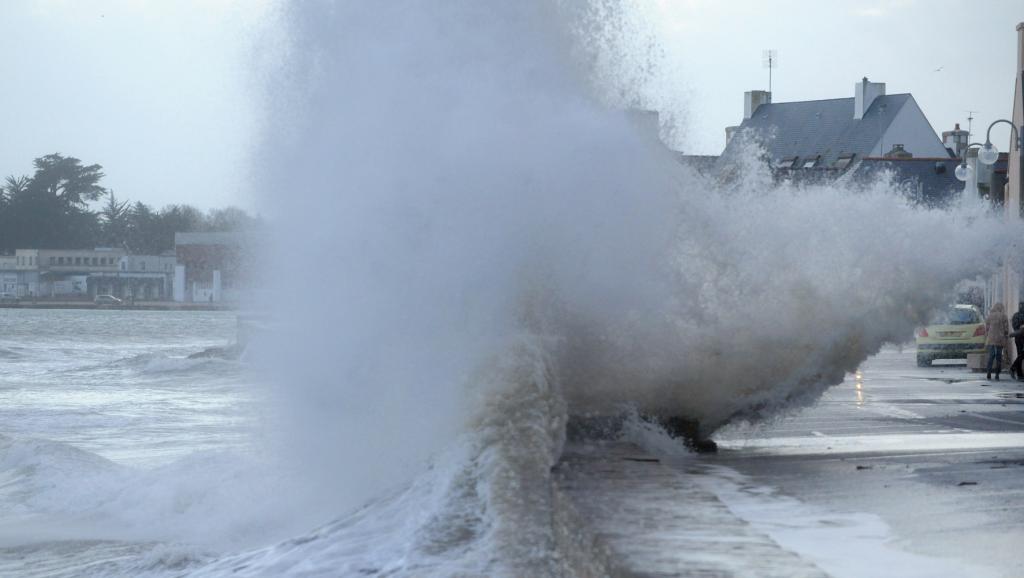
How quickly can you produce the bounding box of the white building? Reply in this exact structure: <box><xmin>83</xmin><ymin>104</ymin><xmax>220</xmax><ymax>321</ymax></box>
<box><xmin>90</xmin><ymin>253</ymin><xmax>178</xmax><ymax>300</ymax></box>
<box><xmin>11</xmin><ymin>248</ymin><xmax>124</xmax><ymax>298</ymax></box>
<box><xmin>0</xmin><ymin>248</ymin><xmax>177</xmax><ymax>300</ymax></box>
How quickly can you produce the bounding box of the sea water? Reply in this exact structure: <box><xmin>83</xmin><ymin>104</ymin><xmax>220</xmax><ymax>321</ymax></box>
<box><xmin>0</xmin><ymin>309</ymin><xmax>278</xmax><ymax>576</ymax></box>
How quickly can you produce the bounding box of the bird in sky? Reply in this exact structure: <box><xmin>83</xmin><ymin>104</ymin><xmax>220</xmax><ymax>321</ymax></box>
<box><xmin>933</xmin><ymin>65</ymin><xmax>944</xmax><ymax>72</ymax></box>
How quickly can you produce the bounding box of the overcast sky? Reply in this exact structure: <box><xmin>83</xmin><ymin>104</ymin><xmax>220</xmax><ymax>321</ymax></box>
<box><xmin>1</xmin><ymin>0</ymin><xmax>1022</xmax><ymax>210</ymax></box>
<box><xmin>649</xmin><ymin>0</ymin><xmax>1024</xmax><ymax>156</ymax></box>
<box><xmin>0</xmin><ymin>0</ymin><xmax>273</xmax><ymax>211</ymax></box>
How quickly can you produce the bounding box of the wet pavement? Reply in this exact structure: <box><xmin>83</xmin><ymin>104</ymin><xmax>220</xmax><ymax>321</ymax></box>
<box><xmin>557</xmin><ymin>442</ymin><xmax>829</xmax><ymax>578</ymax></box>
<box><xmin>559</xmin><ymin>347</ymin><xmax>1024</xmax><ymax>577</ymax></box>
<box><xmin>710</xmin><ymin>346</ymin><xmax>1024</xmax><ymax>577</ymax></box>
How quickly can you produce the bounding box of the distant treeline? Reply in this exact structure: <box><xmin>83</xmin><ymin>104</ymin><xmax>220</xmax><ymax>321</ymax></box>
<box><xmin>0</xmin><ymin>154</ymin><xmax>260</xmax><ymax>254</ymax></box>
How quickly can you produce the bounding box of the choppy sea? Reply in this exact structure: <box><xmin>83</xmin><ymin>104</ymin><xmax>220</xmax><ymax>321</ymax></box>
<box><xmin>0</xmin><ymin>309</ymin><xmax>268</xmax><ymax>577</ymax></box>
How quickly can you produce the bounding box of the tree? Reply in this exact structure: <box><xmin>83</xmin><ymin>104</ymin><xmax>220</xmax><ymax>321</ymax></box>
<box><xmin>3</xmin><ymin>175</ymin><xmax>30</xmax><ymax>198</ymax></box>
<box><xmin>208</xmin><ymin>205</ymin><xmax>259</xmax><ymax>231</ymax></box>
<box><xmin>0</xmin><ymin>153</ymin><xmax>261</xmax><ymax>253</ymax></box>
<box><xmin>124</xmin><ymin>201</ymin><xmax>158</xmax><ymax>254</ymax></box>
<box><xmin>0</xmin><ymin>184</ymin><xmax>99</xmax><ymax>250</ymax></box>
<box><xmin>99</xmin><ymin>192</ymin><xmax>130</xmax><ymax>247</ymax></box>
<box><xmin>29</xmin><ymin>153</ymin><xmax>107</xmax><ymax>206</ymax></box>
<box><xmin>0</xmin><ymin>154</ymin><xmax>108</xmax><ymax>251</ymax></box>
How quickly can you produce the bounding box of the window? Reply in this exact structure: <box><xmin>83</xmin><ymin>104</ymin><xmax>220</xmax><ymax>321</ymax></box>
<box><xmin>49</xmin><ymin>257</ymin><xmax>55</xmax><ymax>265</ymax></box>
<box><xmin>75</xmin><ymin>257</ymin><xmax>81</xmax><ymax>266</ymax></box>
<box><xmin>833</xmin><ymin>154</ymin><xmax>856</xmax><ymax>170</ymax></box>
<box><xmin>17</xmin><ymin>257</ymin><xmax>22</xmax><ymax>266</ymax></box>
<box><xmin>121</xmin><ymin>261</ymin><xmax>126</xmax><ymax>271</ymax></box>
<box><xmin>934</xmin><ymin>308</ymin><xmax>981</xmax><ymax>325</ymax></box>
<box><xmin>141</xmin><ymin>261</ymin><xmax>146</xmax><ymax>271</ymax></box>
<box><xmin>776</xmin><ymin>156</ymin><xmax>798</xmax><ymax>169</ymax></box>
<box><xmin>58</xmin><ymin>257</ymin><xmax>64</xmax><ymax>265</ymax></box>
<box><xmin>801</xmin><ymin>157</ymin><xmax>818</xmax><ymax>169</ymax></box>
<box><xmin>92</xmin><ymin>257</ymin><xmax>98</xmax><ymax>266</ymax></box>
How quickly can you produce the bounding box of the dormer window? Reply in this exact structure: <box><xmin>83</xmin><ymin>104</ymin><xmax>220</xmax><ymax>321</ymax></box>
<box><xmin>776</xmin><ymin>156</ymin><xmax>798</xmax><ymax>169</ymax></box>
<box><xmin>833</xmin><ymin>153</ymin><xmax>856</xmax><ymax>170</ymax></box>
<box><xmin>801</xmin><ymin>156</ymin><xmax>819</xmax><ymax>169</ymax></box>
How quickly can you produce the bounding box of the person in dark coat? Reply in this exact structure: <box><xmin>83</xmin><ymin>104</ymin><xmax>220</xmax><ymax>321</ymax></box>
<box><xmin>1011</xmin><ymin>302</ymin><xmax>1024</xmax><ymax>380</ymax></box>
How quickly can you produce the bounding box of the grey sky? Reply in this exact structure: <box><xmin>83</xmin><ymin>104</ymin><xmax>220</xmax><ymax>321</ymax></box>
<box><xmin>1</xmin><ymin>0</ymin><xmax>1022</xmax><ymax>211</ymax></box>
<box><xmin>647</xmin><ymin>0</ymin><xmax>1024</xmax><ymax>155</ymax></box>
<box><xmin>0</xmin><ymin>0</ymin><xmax>271</xmax><ymax>211</ymax></box>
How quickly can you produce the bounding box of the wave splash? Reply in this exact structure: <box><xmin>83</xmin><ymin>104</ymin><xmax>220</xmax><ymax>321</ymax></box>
<box><xmin>194</xmin><ymin>337</ymin><xmax>593</xmax><ymax>576</ymax></box>
<box><xmin>199</xmin><ymin>0</ymin><xmax>1019</xmax><ymax>575</ymax></box>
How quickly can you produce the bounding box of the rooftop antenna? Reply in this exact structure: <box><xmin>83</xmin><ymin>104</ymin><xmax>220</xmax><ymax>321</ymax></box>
<box><xmin>966</xmin><ymin>110</ymin><xmax>977</xmax><ymax>139</ymax></box>
<box><xmin>762</xmin><ymin>49</ymin><xmax>778</xmax><ymax>94</ymax></box>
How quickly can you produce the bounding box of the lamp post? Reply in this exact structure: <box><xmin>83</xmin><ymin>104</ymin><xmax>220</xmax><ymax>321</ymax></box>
<box><xmin>956</xmin><ymin>120</ymin><xmax>1024</xmax><ymax>205</ymax></box>
<box><xmin>977</xmin><ymin>119</ymin><xmax>1023</xmax><ymax>168</ymax></box>
<box><xmin>978</xmin><ymin>119</ymin><xmax>1023</xmax><ymax>212</ymax></box>
<box><xmin>954</xmin><ymin>142</ymin><xmax>986</xmax><ymax>186</ymax></box>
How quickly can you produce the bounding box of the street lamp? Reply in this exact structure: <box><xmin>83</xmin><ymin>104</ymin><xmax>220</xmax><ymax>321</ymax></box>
<box><xmin>977</xmin><ymin>119</ymin><xmax>1023</xmax><ymax>166</ymax></box>
<box><xmin>955</xmin><ymin>142</ymin><xmax>985</xmax><ymax>182</ymax></box>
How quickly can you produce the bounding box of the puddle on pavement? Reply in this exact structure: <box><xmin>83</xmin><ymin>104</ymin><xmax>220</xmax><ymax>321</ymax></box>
<box><xmin>976</xmin><ymin>458</ymin><xmax>1024</xmax><ymax>468</ymax></box>
<box><xmin>921</xmin><ymin>377</ymin><xmax>967</xmax><ymax>384</ymax></box>
<box><xmin>717</xmin><ymin>432</ymin><xmax>1024</xmax><ymax>456</ymax></box>
<box><xmin>877</xmin><ymin>397</ymin><xmax>1024</xmax><ymax>405</ymax></box>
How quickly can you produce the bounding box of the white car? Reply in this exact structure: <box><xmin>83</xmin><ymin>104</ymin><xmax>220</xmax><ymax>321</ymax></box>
<box><xmin>94</xmin><ymin>294</ymin><xmax>123</xmax><ymax>305</ymax></box>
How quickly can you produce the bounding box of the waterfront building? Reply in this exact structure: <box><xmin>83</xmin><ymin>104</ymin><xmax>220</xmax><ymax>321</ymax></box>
<box><xmin>12</xmin><ymin>248</ymin><xmax>125</xmax><ymax>298</ymax></box>
<box><xmin>0</xmin><ymin>248</ymin><xmax>178</xmax><ymax>300</ymax></box>
<box><xmin>91</xmin><ymin>253</ymin><xmax>178</xmax><ymax>301</ymax></box>
<box><xmin>174</xmin><ymin>232</ymin><xmax>251</xmax><ymax>303</ymax></box>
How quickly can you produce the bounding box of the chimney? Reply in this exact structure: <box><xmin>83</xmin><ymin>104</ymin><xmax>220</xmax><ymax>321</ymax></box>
<box><xmin>725</xmin><ymin>125</ymin><xmax>740</xmax><ymax>144</ymax></box>
<box><xmin>854</xmin><ymin>77</ymin><xmax>886</xmax><ymax>120</ymax></box>
<box><xmin>942</xmin><ymin>123</ymin><xmax>970</xmax><ymax>158</ymax></box>
<box><xmin>744</xmin><ymin>90</ymin><xmax>771</xmax><ymax>120</ymax></box>
<box><xmin>883</xmin><ymin>144</ymin><xmax>912</xmax><ymax>159</ymax></box>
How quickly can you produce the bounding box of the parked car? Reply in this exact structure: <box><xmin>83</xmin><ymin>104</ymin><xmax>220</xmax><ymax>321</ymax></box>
<box><xmin>0</xmin><ymin>292</ymin><xmax>17</xmax><ymax>303</ymax></box>
<box><xmin>94</xmin><ymin>294</ymin><xmax>123</xmax><ymax>305</ymax></box>
<box><xmin>916</xmin><ymin>304</ymin><xmax>986</xmax><ymax>366</ymax></box>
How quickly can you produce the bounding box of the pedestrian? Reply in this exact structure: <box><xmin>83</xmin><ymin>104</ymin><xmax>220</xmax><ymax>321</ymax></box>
<box><xmin>985</xmin><ymin>302</ymin><xmax>1010</xmax><ymax>380</ymax></box>
<box><xmin>1011</xmin><ymin>302</ymin><xmax>1024</xmax><ymax>380</ymax></box>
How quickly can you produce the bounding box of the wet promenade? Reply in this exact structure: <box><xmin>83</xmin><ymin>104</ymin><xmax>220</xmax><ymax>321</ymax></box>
<box><xmin>558</xmin><ymin>347</ymin><xmax>1024</xmax><ymax>577</ymax></box>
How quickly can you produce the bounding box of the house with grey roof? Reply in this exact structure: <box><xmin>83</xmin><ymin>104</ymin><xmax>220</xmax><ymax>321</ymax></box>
<box><xmin>719</xmin><ymin>78</ymin><xmax>950</xmax><ymax>172</ymax></box>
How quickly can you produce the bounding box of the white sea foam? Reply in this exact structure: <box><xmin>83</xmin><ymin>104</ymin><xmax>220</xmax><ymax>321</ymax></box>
<box><xmin>0</xmin><ymin>434</ymin><xmax>310</xmax><ymax>555</ymax></box>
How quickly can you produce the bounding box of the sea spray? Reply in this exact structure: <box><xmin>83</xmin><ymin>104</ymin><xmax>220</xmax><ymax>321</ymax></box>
<box><xmin>233</xmin><ymin>0</ymin><xmax>1020</xmax><ymax>574</ymax></box>
<box><xmin>558</xmin><ymin>158</ymin><xmax>1012</xmax><ymax>432</ymax></box>
<box><xmin>251</xmin><ymin>0</ymin><xmax>682</xmax><ymax>520</ymax></box>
